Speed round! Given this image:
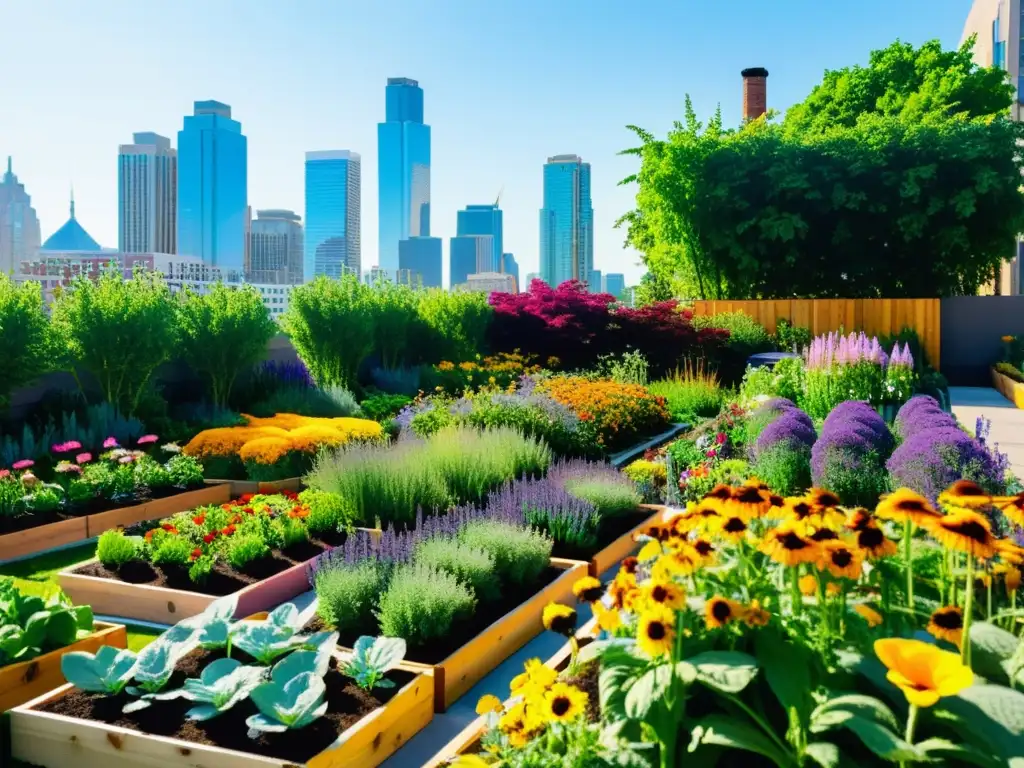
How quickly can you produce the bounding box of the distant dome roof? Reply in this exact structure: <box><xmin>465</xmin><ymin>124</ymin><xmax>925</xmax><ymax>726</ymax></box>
<box><xmin>42</xmin><ymin>191</ymin><xmax>102</xmax><ymax>251</ymax></box>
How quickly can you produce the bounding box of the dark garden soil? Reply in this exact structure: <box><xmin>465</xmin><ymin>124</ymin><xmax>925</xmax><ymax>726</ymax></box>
<box><xmin>308</xmin><ymin>567</ymin><xmax>565</xmax><ymax>665</ymax></box>
<box><xmin>73</xmin><ymin>530</ymin><xmax>346</xmax><ymax>596</ymax></box>
<box><xmin>561</xmin><ymin>659</ymin><xmax>600</xmax><ymax>722</ymax></box>
<box><xmin>37</xmin><ymin>646</ymin><xmax>415</xmax><ymax>763</ymax></box>
<box><xmin>0</xmin><ymin>483</ymin><xmax>206</xmax><ymax>536</ymax></box>
<box><xmin>550</xmin><ymin>508</ymin><xmax>654</xmax><ymax>562</ymax></box>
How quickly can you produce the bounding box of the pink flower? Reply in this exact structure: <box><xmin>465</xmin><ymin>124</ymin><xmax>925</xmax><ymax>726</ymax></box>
<box><xmin>76</xmin><ymin>452</ymin><xmax>92</xmax><ymax>464</ymax></box>
<box><xmin>706</xmin><ymin>449</ymin><xmax>717</xmax><ymax>458</ymax></box>
<box><xmin>118</xmin><ymin>455</ymin><xmax>136</xmax><ymax>464</ymax></box>
<box><xmin>64</xmin><ymin>441</ymin><xmax>82</xmax><ymax>451</ymax></box>
<box><xmin>103</xmin><ymin>437</ymin><xmax>119</xmax><ymax>449</ymax></box>
<box><xmin>56</xmin><ymin>462</ymin><xmax>82</xmax><ymax>475</ymax></box>
<box><xmin>137</xmin><ymin>434</ymin><xmax>158</xmax><ymax>445</ymax></box>
<box><xmin>52</xmin><ymin>442</ymin><xmax>69</xmax><ymax>454</ymax></box>
<box><xmin>0</xmin><ymin>470</ymin><xmax>10</xmax><ymax>480</ymax></box>
<box><xmin>715</xmin><ymin>432</ymin><xmax>727</xmax><ymax>445</ymax></box>
<box><xmin>12</xmin><ymin>459</ymin><xmax>34</xmax><ymax>471</ymax></box>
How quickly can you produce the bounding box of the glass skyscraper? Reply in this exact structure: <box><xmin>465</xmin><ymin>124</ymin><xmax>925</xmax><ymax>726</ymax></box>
<box><xmin>250</xmin><ymin>209</ymin><xmax>304</xmax><ymax>284</ymax></box>
<box><xmin>502</xmin><ymin>252</ymin><xmax>519</xmax><ymax>292</ymax></box>
<box><xmin>0</xmin><ymin>157</ymin><xmax>41</xmax><ymax>274</ymax></box>
<box><xmin>119</xmin><ymin>132</ymin><xmax>177</xmax><ymax>254</ymax></box>
<box><xmin>456</xmin><ymin>203</ymin><xmax>502</xmax><ymax>272</ymax></box>
<box><xmin>378</xmin><ymin>78</ymin><xmax>431</xmax><ymax>273</ymax></box>
<box><xmin>177</xmin><ymin>101</ymin><xmax>247</xmax><ymax>272</ymax></box>
<box><xmin>450</xmin><ymin>234</ymin><xmax>494</xmax><ymax>288</ymax></box>
<box><xmin>539</xmin><ymin>154</ymin><xmax>593</xmax><ymax>287</ymax></box>
<box><xmin>305</xmin><ymin>150</ymin><xmax>361</xmax><ymax>280</ymax></box>
<box><xmin>604</xmin><ymin>272</ymin><xmax>626</xmax><ymax>299</ymax></box>
<box><xmin>398</xmin><ymin>236</ymin><xmax>442</xmax><ymax>288</ymax></box>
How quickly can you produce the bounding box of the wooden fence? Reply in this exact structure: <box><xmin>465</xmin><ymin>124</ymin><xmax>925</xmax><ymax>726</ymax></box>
<box><xmin>690</xmin><ymin>299</ymin><xmax>942</xmax><ymax>368</ymax></box>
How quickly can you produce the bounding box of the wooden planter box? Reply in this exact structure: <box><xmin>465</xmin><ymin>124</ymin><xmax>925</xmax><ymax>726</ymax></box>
<box><xmin>205</xmin><ymin>478</ymin><xmax>304</xmax><ymax>496</ymax></box>
<box><xmin>338</xmin><ymin>559</ymin><xmax>588</xmax><ymax>714</ymax></box>
<box><xmin>425</xmin><ymin>618</ymin><xmax>598</xmax><ymax>766</ymax></box>
<box><xmin>609</xmin><ymin>423</ymin><xmax>687</xmax><ymax>468</ymax></box>
<box><xmin>0</xmin><ymin>484</ymin><xmax>232</xmax><ymax>565</ymax></box>
<box><xmin>992</xmin><ymin>367</ymin><xmax>1024</xmax><ymax>409</ymax></box>
<box><xmin>0</xmin><ymin>621</ymin><xmax>127</xmax><ymax>712</ymax></box>
<box><xmin>9</xmin><ymin>664</ymin><xmax>434</xmax><ymax>768</ymax></box>
<box><xmin>587</xmin><ymin>504</ymin><xmax>666</xmax><ymax>578</ymax></box>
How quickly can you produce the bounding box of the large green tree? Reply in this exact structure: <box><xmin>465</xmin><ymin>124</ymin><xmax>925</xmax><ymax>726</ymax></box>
<box><xmin>620</xmin><ymin>38</ymin><xmax>1024</xmax><ymax>298</ymax></box>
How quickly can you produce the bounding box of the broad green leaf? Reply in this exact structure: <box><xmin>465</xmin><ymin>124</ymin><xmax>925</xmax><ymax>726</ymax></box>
<box><xmin>624</xmin><ymin>664</ymin><xmax>673</xmax><ymax>720</ymax></box>
<box><xmin>689</xmin><ymin>650</ymin><xmax>760</xmax><ymax>694</ymax></box>
<box><xmin>803</xmin><ymin>742</ymin><xmax>840</xmax><ymax>768</ymax></box>
<box><xmin>941</xmin><ymin>683</ymin><xmax>1024</xmax><ymax>761</ymax></box>
<box><xmin>830</xmin><ymin>714</ymin><xmax>922</xmax><ymax>762</ymax></box>
<box><xmin>600</xmin><ymin>662</ymin><xmax>639</xmax><ymax>722</ymax></box>
<box><xmin>690</xmin><ymin>714</ymin><xmax>797</xmax><ymax>768</ymax></box>
<box><xmin>755</xmin><ymin>628</ymin><xmax>812</xmax><ymax>722</ymax></box>
<box><xmin>62</xmin><ymin>645</ymin><xmax>137</xmax><ymax>694</ymax></box>
<box><xmin>811</xmin><ymin>694</ymin><xmax>901</xmax><ymax>732</ymax></box>
<box><xmin>915</xmin><ymin>737</ymin><xmax>1006</xmax><ymax>768</ymax></box>
<box><xmin>969</xmin><ymin>622</ymin><xmax>1021</xmax><ymax>685</ymax></box>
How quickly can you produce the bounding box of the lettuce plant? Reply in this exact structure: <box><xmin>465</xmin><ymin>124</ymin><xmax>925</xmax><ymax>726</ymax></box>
<box><xmin>176</xmin><ymin>658</ymin><xmax>266</xmax><ymax>721</ymax></box>
<box><xmin>246</xmin><ymin>671</ymin><xmax>328</xmax><ymax>735</ymax></box>
<box><xmin>230</xmin><ymin>603</ymin><xmax>305</xmax><ymax>665</ymax></box>
<box><xmin>61</xmin><ymin>646</ymin><xmax>137</xmax><ymax>694</ymax></box>
<box><xmin>126</xmin><ymin>634</ymin><xmax>197</xmax><ymax>696</ymax></box>
<box><xmin>0</xmin><ymin>579</ymin><xmax>95</xmax><ymax>666</ymax></box>
<box><xmin>339</xmin><ymin>635</ymin><xmax>406</xmax><ymax>690</ymax></box>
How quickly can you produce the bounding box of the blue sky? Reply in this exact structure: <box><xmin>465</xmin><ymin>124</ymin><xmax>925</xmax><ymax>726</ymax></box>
<box><xmin>2</xmin><ymin>0</ymin><xmax>969</xmax><ymax>286</ymax></box>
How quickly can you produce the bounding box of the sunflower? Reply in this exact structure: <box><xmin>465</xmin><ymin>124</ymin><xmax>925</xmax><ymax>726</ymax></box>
<box><xmin>927</xmin><ymin>606</ymin><xmax>964</xmax><ymax>647</ymax></box>
<box><xmin>542</xmin><ymin>603</ymin><xmax>577</xmax><ymax>636</ymax></box>
<box><xmin>743</xmin><ymin>599</ymin><xmax>771</xmax><ymax>627</ymax></box>
<box><xmin>705</xmin><ymin>595</ymin><xmax>743</xmax><ymax>629</ymax></box>
<box><xmin>572</xmin><ymin>576</ymin><xmax>604</xmax><ymax>603</ymax></box>
<box><xmin>993</xmin><ymin>492</ymin><xmax>1024</xmax><ymax>527</ymax></box>
<box><xmin>853</xmin><ymin>603</ymin><xmax>883</xmax><ymax>627</ymax></box>
<box><xmin>808</xmin><ymin>526</ymin><xmax>840</xmax><ymax>542</ymax></box>
<box><xmin>807</xmin><ymin>487</ymin><xmax>842</xmax><ymax>511</ymax></box>
<box><xmin>851</xmin><ymin>521</ymin><xmax>898</xmax><ymax>559</ymax></box>
<box><xmin>874</xmin><ymin>638</ymin><xmax>973</xmax><ymax>708</ymax></box>
<box><xmin>715</xmin><ymin>514</ymin><xmax>750</xmax><ymax>543</ymax></box>
<box><xmin>759</xmin><ymin>523</ymin><xmax>820</xmax><ymax>566</ymax></box>
<box><xmin>691</xmin><ymin>537</ymin><xmax>717</xmax><ymax>564</ymax></box>
<box><xmin>725</xmin><ymin>484</ymin><xmax>771</xmax><ymax>518</ymax></box>
<box><xmin>509</xmin><ymin>658</ymin><xmax>557</xmax><ymax>696</ymax></box>
<box><xmin>543</xmin><ymin>682</ymin><xmax>588</xmax><ymax>723</ymax></box>
<box><xmin>593</xmin><ymin>601</ymin><xmax>623</xmax><ymax>632</ymax></box>
<box><xmin>498</xmin><ymin>700</ymin><xmax>543</xmax><ymax>746</ymax></box>
<box><xmin>939</xmin><ymin>480</ymin><xmax>994</xmax><ymax>510</ymax></box>
<box><xmin>643</xmin><ymin>579</ymin><xmax>686</xmax><ymax>610</ymax></box>
<box><xmin>818</xmin><ymin>540</ymin><xmax>863</xmax><ymax>580</ymax></box>
<box><xmin>637</xmin><ymin>605</ymin><xmax>676</xmax><ymax>657</ymax></box>
<box><xmin>925</xmin><ymin>509</ymin><xmax>998</xmax><ymax>559</ymax></box>
<box><xmin>476</xmin><ymin>694</ymin><xmax>504</xmax><ymax>715</ymax></box>
<box><xmin>876</xmin><ymin>488</ymin><xmax>942</xmax><ymax>525</ymax></box>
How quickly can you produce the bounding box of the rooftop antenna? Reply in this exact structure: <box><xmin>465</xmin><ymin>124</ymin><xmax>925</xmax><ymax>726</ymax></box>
<box><xmin>495</xmin><ymin>185</ymin><xmax>504</xmax><ymax>208</ymax></box>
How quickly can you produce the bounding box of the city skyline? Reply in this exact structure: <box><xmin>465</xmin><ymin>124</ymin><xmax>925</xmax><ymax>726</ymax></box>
<box><xmin>2</xmin><ymin>1</ymin><xmax>967</xmax><ymax>287</ymax></box>
<box><xmin>540</xmin><ymin>154</ymin><xmax>593</xmax><ymax>286</ymax></box>
<box><xmin>118</xmin><ymin>132</ymin><xmax>177</xmax><ymax>254</ymax></box>
<box><xmin>304</xmin><ymin>149</ymin><xmax>361</xmax><ymax>279</ymax></box>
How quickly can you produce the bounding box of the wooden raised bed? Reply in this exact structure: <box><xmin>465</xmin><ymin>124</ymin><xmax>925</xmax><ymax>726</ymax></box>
<box><xmin>0</xmin><ymin>621</ymin><xmax>127</xmax><ymax>712</ymax></box>
<box><xmin>992</xmin><ymin>367</ymin><xmax>1024</xmax><ymax>409</ymax></box>
<box><xmin>0</xmin><ymin>484</ymin><xmax>232</xmax><ymax>565</ymax></box>
<box><xmin>425</xmin><ymin>617</ymin><xmax>598</xmax><ymax>767</ymax></box>
<box><xmin>587</xmin><ymin>504</ymin><xmax>666</xmax><ymax>578</ymax></box>
<box><xmin>9</xmin><ymin>664</ymin><xmax>434</xmax><ymax>768</ymax></box>
<box><xmin>337</xmin><ymin>558</ymin><xmax>588</xmax><ymax>713</ymax></box>
<box><xmin>206</xmin><ymin>477</ymin><xmax>304</xmax><ymax>496</ymax></box>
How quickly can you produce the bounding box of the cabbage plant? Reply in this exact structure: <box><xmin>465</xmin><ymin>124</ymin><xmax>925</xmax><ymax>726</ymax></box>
<box><xmin>246</xmin><ymin>672</ymin><xmax>328</xmax><ymax>734</ymax></box>
<box><xmin>339</xmin><ymin>635</ymin><xmax>406</xmax><ymax>690</ymax></box>
<box><xmin>61</xmin><ymin>646</ymin><xmax>137</xmax><ymax>694</ymax></box>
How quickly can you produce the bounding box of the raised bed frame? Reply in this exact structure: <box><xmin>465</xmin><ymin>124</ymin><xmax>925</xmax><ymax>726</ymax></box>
<box><xmin>0</xmin><ymin>621</ymin><xmax>127</xmax><ymax>712</ymax></box>
<box><xmin>0</xmin><ymin>484</ymin><xmax>232</xmax><ymax>565</ymax></box>
<box><xmin>8</xmin><ymin>662</ymin><xmax>434</xmax><ymax>768</ymax></box>
<box><xmin>205</xmin><ymin>477</ymin><xmax>304</xmax><ymax>496</ymax></box>
<box><xmin>992</xmin><ymin>367</ymin><xmax>1024</xmax><ymax>409</ymax></box>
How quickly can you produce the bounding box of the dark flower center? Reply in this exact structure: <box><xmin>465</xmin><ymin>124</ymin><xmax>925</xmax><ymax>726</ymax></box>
<box><xmin>734</xmin><ymin>487</ymin><xmax>764</xmax><ymax>504</ymax></box>
<box><xmin>831</xmin><ymin>550</ymin><xmax>853</xmax><ymax>568</ymax></box>
<box><xmin>694</xmin><ymin>540</ymin><xmax>714</xmax><ymax>555</ymax></box>
<box><xmin>848</xmin><ymin>511</ymin><xmax>871</xmax><ymax>531</ymax></box>
<box><xmin>712</xmin><ymin>600</ymin><xmax>732</xmax><ymax>621</ymax></box>
<box><xmin>769</xmin><ymin>495</ymin><xmax>785</xmax><ymax>507</ymax></box>
<box><xmin>933</xmin><ymin>609</ymin><xmax>963</xmax><ymax>630</ymax></box>
<box><xmin>723</xmin><ymin>517</ymin><xmax>747</xmax><ymax>533</ymax></box>
<box><xmin>943</xmin><ymin>519</ymin><xmax>990</xmax><ymax>544</ymax></box>
<box><xmin>709</xmin><ymin>486</ymin><xmax>732</xmax><ymax>500</ymax></box>
<box><xmin>791</xmin><ymin>502</ymin><xmax>813</xmax><ymax>519</ymax></box>
<box><xmin>810</xmin><ymin>529</ymin><xmax>839</xmax><ymax>542</ymax></box>
<box><xmin>697</xmin><ymin>506</ymin><xmax>719</xmax><ymax>518</ymax></box>
<box><xmin>622</xmin><ymin>557</ymin><xmax>638</xmax><ymax>574</ymax></box>
<box><xmin>858</xmin><ymin>528</ymin><xmax>884</xmax><ymax>548</ymax></box>
<box><xmin>950</xmin><ymin>481</ymin><xmax>987</xmax><ymax>498</ymax></box>
<box><xmin>780</xmin><ymin>531</ymin><xmax>810</xmax><ymax>550</ymax></box>
<box><xmin>652</xmin><ymin>585</ymin><xmax>669</xmax><ymax>602</ymax></box>
<box><xmin>897</xmin><ymin>499</ymin><xmax>931</xmax><ymax>513</ymax></box>
<box><xmin>551</xmin><ymin>696</ymin><xmax>571</xmax><ymax>717</ymax></box>
<box><xmin>646</xmin><ymin>620</ymin><xmax>667</xmax><ymax>640</ymax></box>
<box><xmin>582</xmin><ymin>586</ymin><xmax>604</xmax><ymax>602</ymax></box>
<box><xmin>815</xmin><ymin>491</ymin><xmax>841</xmax><ymax>508</ymax></box>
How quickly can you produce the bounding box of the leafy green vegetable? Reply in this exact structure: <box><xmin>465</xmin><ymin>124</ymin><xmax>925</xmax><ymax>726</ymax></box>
<box><xmin>340</xmin><ymin>635</ymin><xmax>406</xmax><ymax>690</ymax></box>
<box><xmin>61</xmin><ymin>645</ymin><xmax>137</xmax><ymax>694</ymax></box>
<box><xmin>0</xmin><ymin>577</ymin><xmax>94</xmax><ymax>667</ymax></box>
<box><xmin>178</xmin><ymin>658</ymin><xmax>267</xmax><ymax>721</ymax></box>
<box><xmin>246</xmin><ymin>672</ymin><xmax>328</xmax><ymax>734</ymax></box>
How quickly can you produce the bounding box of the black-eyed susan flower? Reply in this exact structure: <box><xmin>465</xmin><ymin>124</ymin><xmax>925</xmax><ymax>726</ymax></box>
<box><xmin>572</xmin><ymin>576</ymin><xmax>604</xmax><ymax>603</ymax></box>
<box><xmin>637</xmin><ymin>605</ymin><xmax>676</xmax><ymax>657</ymax></box>
<box><xmin>498</xmin><ymin>700</ymin><xmax>542</xmax><ymax>747</ymax></box>
<box><xmin>874</xmin><ymin>638</ymin><xmax>973</xmax><ymax>708</ymax></box>
<box><xmin>705</xmin><ymin>595</ymin><xmax>743</xmax><ymax>629</ymax></box>
<box><xmin>759</xmin><ymin>523</ymin><xmax>820</xmax><ymax>566</ymax></box>
<box><xmin>652</xmin><ymin>548</ymin><xmax>700</xmax><ymax>580</ymax></box>
<box><xmin>726</xmin><ymin>484</ymin><xmax>771</xmax><ymax>518</ymax></box>
<box><xmin>714</xmin><ymin>514</ymin><xmax>750</xmax><ymax>543</ymax></box>
<box><xmin>818</xmin><ymin>539</ymin><xmax>863</xmax><ymax>580</ymax></box>
<box><xmin>743</xmin><ymin>599</ymin><xmax>771</xmax><ymax>627</ymax></box>
<box><xmin>785</xmin><ymin>497</ymin><xmax>816</xmax><ymax>522</ymax></box>
<box><xmin>543</xmin><ymin>682</ymin><xmax>588</xmax><ymax>723</ymax></box>
<box><xmin>997</xmin><ymin>539</ymin><xmax>1024</xmax><ymax>566</ymax></box>
<box><xmin>1007</xmin><ymin>565</ymin><xmax>1022</xmax><ymax>594</ymax></box>
<box><xmin>927</xmin><ymin>606</ymin><xmax>964</xmax><ymax>647</ymax></box>
<box><xmin>476</xmin><ymin>694</ymin><xmax>504</xmax><ymax>715</ymax></box>
<box><xmin>620</xmin><ymin>555</ymin><xmax>639</xmax><ymax>574</ymax></box>
<box><xmin>637</xmin><ymin>539</ymin><xmax>663</xmax><ymax>562</ymax></box>
<box><xmin>593</xmin><ymin>601</ymin><xmax>622</xmax><ymax>632</ymax></box>
<box><xmin>510</xmin><ymin>658</ymin><xmax>557</xmax><ymax>695</ymax></box>
<box><xmin>993</xmin><ymin>492</ymin><xmax>1024</xmax><ymax>527</ymax></box>
<box><xmin>691</xmin><ymin>537</ymin><xmax>717</xmax><ymax>564</ymax></box>
<box><xmin>854</xmin><ymin>603</ymin><xmax>883</xmax><ymax>627</ymax></box>
<box><xmin>807</xmin><ymin>487</ymin><xmax>842</xmax><ymax>511</ymax></box>
<box><xmin>808</xmin><ymin>526</ymin><xmax>840</xmax><ymax>542</ymax></box>
<box><xmin>542</xmin><ymin>603</ymin><xmax>577</xmax><ymax>636</ymax></box>
<box><xmin>847</xmin><ymin>515</ymin><xmax>898</xmax><ymax>559</ymax></box>
<box><xmin>876</xmin><ymin>488</ymin><xmax>942</xmax><ymax>526</ymax></box>
<box><xmin>925</xmin><ymin>509</ymin><xmax>998</xmax><ymax>559</ymax></box>
<box><xmin>705</xmin><ymin>484</ymin><xmax>734</xmax><ymax>503</ymax></box>
<box><xmin>940</xmin><ymin>480</ymin><xmax>994</xmax><ymax>510</ymax></box>
<box><xmin>643</xmin><ymin>578</ymin><xmax>686</xmax><ymax>610</ymax></box>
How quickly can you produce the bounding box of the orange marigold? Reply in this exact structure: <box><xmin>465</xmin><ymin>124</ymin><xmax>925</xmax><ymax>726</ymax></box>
<box><xmin>238</xmin><ymin>436</ymin><xmax>294</xmax><ymax>465</ymax></box>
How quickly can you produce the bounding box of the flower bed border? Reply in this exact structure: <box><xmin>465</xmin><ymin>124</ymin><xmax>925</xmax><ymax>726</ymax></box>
<box><xmin>0</xmin><ymin>621</ymin><xmax>127</xmax><ymax>712</ymax></box>
<box><xmin>8</xmin><ymin>662</ymin><xmax>434</xmax><ymax>768</ymax></box>
<box><xmin>586</xmin><ymin>504</ymin><xmax>666</xmax><ymax>578</ymax></box>
<box><xmin>609</xmin><ymin>422</ymin><xmax>687</xmax><ymax>468</ymax></box>
<box><xmin>0</xmin><ymin>484</ymin><xmax>232</xmax><ymax>565</ymax></box>
<box><xmin>337</xmin><ymin>558</ymin><xmax>588</xmax><ymax>714</ymax></box>
<box><xmin>424</xmin><ymin>617</ymin><xmax>598</xmax><ymax>766</ymax></box>
<box><xmin>204</xmin><ymin>478</ymin><xmax>304</xmax><ymax>496</ymax></box>
<box><xmin>992</xmin><ymin>367</ymin><xmax>1024</xmax><ymax>409</ymax></box>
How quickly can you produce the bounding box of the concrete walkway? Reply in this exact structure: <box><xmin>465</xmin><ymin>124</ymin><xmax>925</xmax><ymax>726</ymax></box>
<box><xmin>950</xmin><ymin>387</ymin><xmax>1024</xmax><ymax>480</ymax></box>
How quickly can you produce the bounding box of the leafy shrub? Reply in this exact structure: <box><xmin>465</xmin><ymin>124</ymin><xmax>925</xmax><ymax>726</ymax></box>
<box><xmin>0</xmin><ymin>275</ymin><xmax>50</xmax><ymax>413</ymax></box>
<box><xmin>359</xmin><ymin>393</ymin><xmax>413</xmax><ymax>422</ymax></box>
<box><xmin>249</xmin><ymin>384</ymin><xmax>362</xmax><ymax>419</ymax></box>
<box><xmin>176</xmin><ymin>284</ymin><xmax>276</xmax><ymax>408</ymax></box>
<box><xmin>893</xmin><ymin>396</ymin><xmax>957</xmax><ymax>442</ymax></box>
<box><xmin>96</xmin><ymin>529</ymin><xmax>136</xmax><ymax>568</ymax></box>
<box><xmin>298</xmin><ymin>489</ymin><xmax>355</xmax><ymax>535</ymax></box>
<box><xmin>376</xmin><ymin>563</ymin><xmax>476</xmax><ymax>648</ymax></box>
<box><xmin>151</xmin><ymin>536</ymin><xmax>193</xmax><ymax>567</ymax></box>
<box><xmin>774</xmin><ymin>318</ymin><xmax>812</xmax><ymax>352</ymax></box>
<box><xmin>415</xmin><ymin>538</ymin><xmax>500</xmax><ymax>602</ymax></box>
<box><xmin>226</xmin><ymin>533</ymin><xmax>271</xmax><ymax>571</ymax></box>
<box><xmin>752</xmin><ymin>441</ymin><xmax>811</xmax><ymax>496</ymax></box>
<box><xmin>597</xmin><ymin>351</ymin><xmax>649</xmax><ymax>386</ymax></box>
<box><xmin>414</xmin><ymin>288</ymin><xmax>493</xmax><ymax>365</ymax></box>
<box><xmin>166</xmin><ymin>454</ymin><xmax>204</xmax><ymax>487</ymax></box>
<box><xmin>368</xmin><ymin>366</ymin><xmax>421</xmax><ymax>396</ymax></box>
<box><xmin>648</xmin><ymin>360</ymin><xmax>723</xmax><ymax>422</ymax></box>
<box><xmin>314</xmin><ymin>560</ymin><xmax>385</xmax><ymax>636</ymax></box>
<box><xmin>694</xmin><ymin>311</ymin><xmax>773</xmax><ymax>350</ymax></box>
<box><xmin>50</xmin><ymin>270</ymin><xmax>178</xmax><ymax>416</ymax></box>
<box><xmin>458</xmin><ymin>520</ymin><xmax>552</xmax><ymax>588</ymax></box>
<box><xmin>280</xmin><ymin>517</ymin><xmax>308</xmax><ymax>549</ymax></box>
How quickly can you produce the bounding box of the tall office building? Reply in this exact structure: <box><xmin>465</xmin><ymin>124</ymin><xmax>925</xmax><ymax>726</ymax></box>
<box><xmin>450</xmin><ymin>234</ymin><xmax>495</xmax><ymax>288</ymax></box>
<box><xmin>250</xmin><ymin>209</ymin><xmax>303</xmax><ymax>284</ymax></box>
<box><xmin>305</xmin><ymin>150</ymin><xmax>361</xmax><ymax>279</ymax></box>
<box><xmin>0</xmin><ymin>157</ymin><xmax>41</xmax><ymax>273</ymax></box>
<box><xmin>378</xmin><ymin>78</ymin><xmax>430</xmax><ymax>273</ymax></box>
<box><xmin>456</xmin><ymin>203</ymin><xmax>502</xmax><ymax>271</ymax></box>
<box><xmin>604</xmin><ymin>272</ymin><xmax>626</xmax><ymax>299</ymax></box>
<box><xmin>118</xmin><ymin>133</ymin><xmax>176</xmax><ymax>254</ymax></box>
<box><xmin>539</xmin><ymin>154</ymin><xmax>593</xmax><ymax>287</ymax></box>
<box><xmin>502</xmin><ymin>253</ymin><xmax>519</xmax><ymax>293</ymax></box>
<box><xmin>398</xmin><ymin>236</ymin><xmax>442</xmax><ymax>288</ymax></box>
<box><xmin>588</xmin><ymin>269</ymin><xmax>602</xmax><ymax>293</ymax></box>
<box><xmin>963</xmin><ymin>0</ymin><xmax>1020</xmax><ymax>294</ymax></box>
<box><xmin>177</xmin><ymin>100</ymin><xmax>247</xmax><ymax>272</ymax></box>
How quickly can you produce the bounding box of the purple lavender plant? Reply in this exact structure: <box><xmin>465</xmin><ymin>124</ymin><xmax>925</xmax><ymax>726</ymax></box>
<box><xmin>893</xmin><ymin>396</ymin><xmax>957</xmax><ymax>441</ymax></box>
<box><xmin>754</xmin><ymin>407</ymin><xmax>817</xmax><ymax>460</ymax></box>
<box><xmin>887</xmin><ymin>426</ymin><xmax>1002</xmax><ymax>503</ymax></box>
<box><xmin>254</xmin><ymin>359</ymin><xmax>315</xmax><ymax>390</ymax></box>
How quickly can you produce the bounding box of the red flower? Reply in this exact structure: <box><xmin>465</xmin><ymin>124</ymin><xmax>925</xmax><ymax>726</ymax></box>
<box><xmin>192</xmin><ymin>514</ymin><xmax>206</xmax><ymax>525</ymax></box>
<box><xmin>239</xmin><ymin>493</ymin><xmax>255</xmax><ymax>504</ymax></box>
<box><xmin>221</xmin><ymin>525</ymin><xmax>236</xmax><ymax>536</ymax></box>
<box><xmin>220</xmin><ymin>504</ymin><xmax>234</xmax><ymax>512</ymax></box>
<box><xmin>161</xmin><ymin>523</ymin><xmax>178</xmax><ymax>534</ymax></box>
<box><xmin>281</xmin><ymin>490</ymin><xmax>299</xmax><ymax>501</ymax></box>
<box><xmin>203</xmin><ymin>532</ymin><xmax>217</xmax><ymax>544</ymax></box>
<box><xmin>145</xmin><ymin>529</ymin><xmax>157</xmax><ymax>542</ymax></box>
<box><xmin>243</xmin><ymin>506</ymin><xmax>255</xmax><ymax>516</ymax></box>
<box><xmin>230</xmin><ymin>514</ymin><xmax>243</xmax><ymax>524</ymax></box>
<box><xmin>716</xmin><ymin>432</ymin><xmax>727</xmax><ymax>445</ymax></box>
<box><xmin>287</xmin><ymin>506</ymin><xmax>310</xmax><ymax>519</ymax></box>
<box><xmin>190</xmin><ymin>548</ymin><xmax>202</xmax><ymax>561</ymax></box>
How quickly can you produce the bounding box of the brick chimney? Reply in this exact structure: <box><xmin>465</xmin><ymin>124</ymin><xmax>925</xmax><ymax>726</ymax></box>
<box><xmin>741</xmin><ymin>67</ymin><xmax>769</xmax><ymax>122</ymax></box>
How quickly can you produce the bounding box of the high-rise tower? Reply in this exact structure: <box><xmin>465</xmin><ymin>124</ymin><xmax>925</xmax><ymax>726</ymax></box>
<box><xmin>305</xmin><ymin>150</ymin><xmax>361</xmax><ymax>279</ymax></box>
<box><xmin>119</xmin><ymin>132</ymin><xmax>177</xmax><ymax>254</ymax></box>
<box><xmin>0</xmin><ymin>157</ymin><xmax>41</xmax><ymax>272</ymax></box>
<box><xmin>539</xmin><ymin>155</ymin><xmax>593</xmax><ymax>287</ymax></box>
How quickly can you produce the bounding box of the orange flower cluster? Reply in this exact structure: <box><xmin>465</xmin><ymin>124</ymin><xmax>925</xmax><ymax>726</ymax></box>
<box><xmin>431</xmin><ymin>351</ymin><xmax>543</xmax><ymax>393</ymax></box>
<box><xmin>183</xmin><ymin>414</ymin><xmax>383</xmax><ymax>466</ymax></box>
<box><xmin>537</xmin><ymin>376</ymin><xmax>671</xmax><ymax>450</ymax></box>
